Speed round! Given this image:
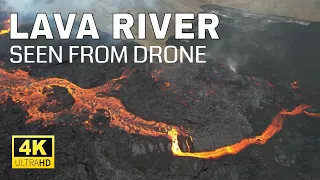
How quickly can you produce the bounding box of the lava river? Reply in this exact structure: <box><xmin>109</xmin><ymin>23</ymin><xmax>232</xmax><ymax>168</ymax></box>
<box><xmin>0</xmin><ymin>17</ymin><xmax>319</xmax><ymax>159</ymax></box>
<box><xmin>0</xmin><ymin>67</ymin><xmax>319</xmax><ymax>159</ymax></box>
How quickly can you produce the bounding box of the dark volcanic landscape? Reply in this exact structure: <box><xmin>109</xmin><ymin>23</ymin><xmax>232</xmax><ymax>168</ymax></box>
<box><xmin>0</xmin><ymin>5</ymin><xmax>320</xmax><ymax>180</ymax></box>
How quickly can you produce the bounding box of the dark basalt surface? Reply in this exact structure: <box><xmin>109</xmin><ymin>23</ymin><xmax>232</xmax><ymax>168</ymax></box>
<box><xmin>1</xmin><ymin>5</ymin><xmax>320</xmax><ymax>180</ymax></box>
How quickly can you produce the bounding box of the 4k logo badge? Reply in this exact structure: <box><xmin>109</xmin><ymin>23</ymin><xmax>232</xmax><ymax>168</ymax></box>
<box><xmin>12</xmin><ymin>135</ymin><xmax>55</xmax><ymax>169</ymax></box>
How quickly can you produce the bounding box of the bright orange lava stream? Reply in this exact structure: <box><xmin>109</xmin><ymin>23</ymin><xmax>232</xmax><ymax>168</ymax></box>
<box><xmin>0</xmin><ymin>68</ymin><xmax>319</xmax><ymax>159</ymax></box>
<box><xmin>169</xmin><ymin>104</ymin><xmax>319</xmax><ymax>158</ymax></box>
<box><xmin>0</xmin><ymin>18</ymin><xmax>10</xmax><ymax>35</ymax></box>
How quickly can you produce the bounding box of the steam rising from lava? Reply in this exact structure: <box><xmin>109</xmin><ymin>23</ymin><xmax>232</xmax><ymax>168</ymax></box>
<box><xmin>0</xmin><ymin>67</ymin><xmax>319</xmax><ymax>159</ymax></box>
<box><xmin>226</xmin><ymin>57</ymin><xmax>238</xmax><ymax>73</ymax></box>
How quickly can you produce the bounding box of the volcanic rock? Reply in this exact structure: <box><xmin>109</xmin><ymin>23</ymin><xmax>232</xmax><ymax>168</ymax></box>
<box><xmin>0</xmin><ymin>5</ymin><xmax>320</xmax><ymax>180</ymax></box>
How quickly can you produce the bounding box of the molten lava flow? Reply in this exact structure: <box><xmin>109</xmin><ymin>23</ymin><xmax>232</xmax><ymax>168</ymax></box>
<box><xmin>168</xmin><ymin>104</ymin><xmax>319</xmax><ymax>159</ymax></box>
<box><xmin>0</xmin><ymin>67</ymin><xmax>188</xmax><ymax>138</ymax></box>
<box><xmin>0</xmin><ymin>67</ymin><xmax>319</xmax><ymax>159</ymax></box>
<box><xmin>0</xmin><ymin>18</ymin><xmax>10</xmax><ymax>35</ymax></box>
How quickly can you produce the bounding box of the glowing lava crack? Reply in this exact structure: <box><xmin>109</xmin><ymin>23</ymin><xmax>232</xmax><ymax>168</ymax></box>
<box><xmin>0</xmin><ymin>67</ymin><xmax>319</xmax><ymax>159</ymax></box>
<box><xmin>0</xmin><ymin>18</ymin><xmax>10</xmax><ymax>35</ymax></box>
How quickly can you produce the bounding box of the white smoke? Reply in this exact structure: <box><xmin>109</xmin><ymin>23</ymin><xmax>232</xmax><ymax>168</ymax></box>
<box><xmin>3</xmin><ymin>0</ymin><xmax>93</xmax><ymax>14</ymax></box>
<box><xmin>2</xmin><ymin>0</ymin><xmax>161</xmax><ymax>14</ymax></box>
<box><xmin>226</xmin><ymin>57</ymin><xmax>238</xmax><ymax>73</ymax></box>
<box><xmin>1</xmin><ymin>0</ymin><xmax>163</xmax><ymax>33</ymax></box>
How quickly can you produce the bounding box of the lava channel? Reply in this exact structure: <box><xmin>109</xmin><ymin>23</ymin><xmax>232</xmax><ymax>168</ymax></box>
<box><xmin>1</xmin><ymin>67</ymin><xmax>319</xmax><ymax>159</ymax></box>
<box><xmin>169</xmin><ymin>104</ymin><xmax>319</xmax><ymax>158</ymax></box>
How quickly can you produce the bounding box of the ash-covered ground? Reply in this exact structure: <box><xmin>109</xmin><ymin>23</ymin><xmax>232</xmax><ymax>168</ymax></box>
<box><xmin>0</xmin><ymin>5</ymin><xmax>320</xmax><ymax>180</ymax></box>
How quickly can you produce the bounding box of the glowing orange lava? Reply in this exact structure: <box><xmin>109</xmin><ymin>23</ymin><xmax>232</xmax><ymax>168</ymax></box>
<box><xmin>151</xmin><ymin>68</ymin><xmax>164</xmax><ymax>82</ymax></box>
<box><xmin>0</xmin><ymin>68</ymin><xmax>188</xmax><ymax>137</ymax></box>
<box><xmin>291</xmin><ymin>81</ymin><xmax>299</xmax><ymax>89</ymax></box>
<box><xmin>0</xmin><ymin>18</ymin><xmax>10</xmax><ymax>35</ymax></box>
<box><xmin>169</xmin><ymin>104</ymin><xmax>319</xmax><ymax>158</ymax></box>
<box><xmin>0</xmin><ymin>67</ymin><xmax>319</xmax><ymax>159</ymax></box>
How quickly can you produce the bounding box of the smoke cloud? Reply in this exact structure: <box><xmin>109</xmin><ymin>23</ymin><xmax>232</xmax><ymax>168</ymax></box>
<box><xmin>2</xmin><ymin>0</ymin><xmax>93</xmax><ymax>14</ymax></box>
<box><xmin>1</xmin><ymin>0</ymin><xmax>162</xmax><ymax>31</ymax></box>
<box><xmin>2</xmin><ymin>0</ymin><xmax>161</xmax><ymax>14</ymax></box>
